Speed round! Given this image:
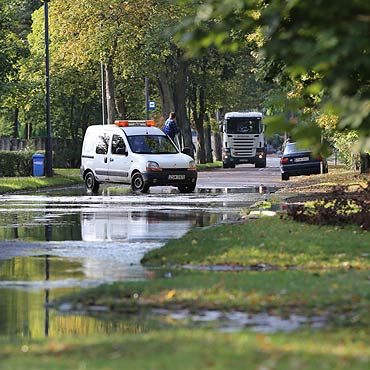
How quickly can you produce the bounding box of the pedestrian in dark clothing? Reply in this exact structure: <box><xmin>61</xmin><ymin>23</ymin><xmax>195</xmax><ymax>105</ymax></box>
<box><xmin>163</xmin><ymin>112</ymin><xmax>179</xmax><ymax>140</ymax></box>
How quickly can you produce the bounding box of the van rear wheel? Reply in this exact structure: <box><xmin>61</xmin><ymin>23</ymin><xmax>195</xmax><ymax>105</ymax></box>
<box><xmin>85</xmin><ymin>171</ymin><xmax>99</xmax><ymax>193</ymax></box>
<box><xmin>131</xmin><ymin>172</ymin><xmax>150</xmax><ymax>193</ymax></box>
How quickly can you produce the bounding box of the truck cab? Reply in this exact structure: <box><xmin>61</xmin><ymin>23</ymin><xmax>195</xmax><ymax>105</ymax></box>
<box><xmin>220</xmin><ymin>111</ymin><xmax>266</xmax><ymax>168</ymax></box>
<box><xmin>80</xmin><ymin>120</ymin><xmax>197</xmax><ymax>193</ymax></box>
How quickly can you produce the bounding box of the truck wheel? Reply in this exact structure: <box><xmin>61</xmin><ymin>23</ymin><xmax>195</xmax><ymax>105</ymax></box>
<box><xmin>131</xmin><ymin>172</ymin><xmax>150</xmax><ymax>193</ymax></box>
<box><xmin>281</xmin><ymin>173</ymin><xmax>289</xmax><ymax>181</ymax></box>
<box><xmin>255</xmin><ymin>160</ymin><xmax>266</xmax><ymax>168</ymax></box>
<box><xmin>85</xmin><ymin>171</ymin><xmax>100</xmax><ymax>193</ymax></box>
<box><xmin>178</xmin><ymin>184</ymin><xmax>196</xmax><ymax>193</ymax></box>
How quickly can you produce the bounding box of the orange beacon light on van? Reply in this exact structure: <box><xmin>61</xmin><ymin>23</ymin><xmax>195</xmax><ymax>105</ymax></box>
<box><xmin>114</xmin><ymin>120</ymin><xmax>129</xmax><ymax>127</ymax></box>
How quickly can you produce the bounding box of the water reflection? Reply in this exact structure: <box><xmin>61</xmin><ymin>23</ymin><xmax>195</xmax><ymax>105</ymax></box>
<box><xmin>0</xmin><ymin>287</ymin><xmax>158</xmax><ymax>338</ymax></box>
<box><xmin>81</xmin><ymin>210</ymin><xmax>219</xmax><ymax>242</ymax></box>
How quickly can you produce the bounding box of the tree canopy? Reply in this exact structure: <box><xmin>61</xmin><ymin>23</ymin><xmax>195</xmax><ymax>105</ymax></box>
<box><xmin>177</xmin><ymin>0</ymin><xmax>370</xmax><ymax>155</ymax></box>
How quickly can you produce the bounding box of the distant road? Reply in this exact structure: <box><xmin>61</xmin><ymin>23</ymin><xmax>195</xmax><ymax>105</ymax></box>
<box><xmin>197</xmin><ymin>155</ymin><xmax>284</xmax><ymax>189</ymax></box>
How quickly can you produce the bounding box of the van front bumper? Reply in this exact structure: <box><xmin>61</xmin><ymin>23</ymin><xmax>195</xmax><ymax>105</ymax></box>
<box><xmin>143</xmin><ymin>169</ymin><xmax>197</xmax><ymax>186</ymax></box>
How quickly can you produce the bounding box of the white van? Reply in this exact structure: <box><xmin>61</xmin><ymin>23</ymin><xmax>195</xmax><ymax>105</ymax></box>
<box><xmin>80</xmin><ymin>120</ymin><xmax>197</xmax><ymax>193</ymax></box>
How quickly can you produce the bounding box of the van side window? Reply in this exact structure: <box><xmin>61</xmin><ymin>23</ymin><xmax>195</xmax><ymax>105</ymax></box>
<box><xmin>96</xmin><ymin>134</ymin><xmax>109</xmax><ymax>155</ymax></box>
<box><xmin>111</xmin><ymin>135</ymin><xmax>127</xmax><ymax>155</ymax></box>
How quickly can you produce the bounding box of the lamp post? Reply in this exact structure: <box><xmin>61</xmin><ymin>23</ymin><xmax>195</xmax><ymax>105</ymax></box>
<box><xmin>42</xmin><ymin>0</ymin><xmax>53</xmax><ymax>177</ymax></box>
<box><xmin>145</xmin><ymin>77</ymin><xmax>149</xmax><ymax>120</ymax></box>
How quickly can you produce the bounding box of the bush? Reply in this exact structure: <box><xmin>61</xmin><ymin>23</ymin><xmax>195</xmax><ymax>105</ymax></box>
<box><xmin>0</xmin><ymin>150</ymin><xmax>34</xmax><ymax>177</ymax></box>
<box><xmin>287</xmin><ymin>184</ymin><xmax>370</xmax><ymax>230</ymax></box>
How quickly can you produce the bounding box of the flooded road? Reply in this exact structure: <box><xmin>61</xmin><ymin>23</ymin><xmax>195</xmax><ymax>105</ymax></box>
<box><xmin>0</xmin><ymin>186</ymin><xmax>266</xmax><ymax>339</ymax></box>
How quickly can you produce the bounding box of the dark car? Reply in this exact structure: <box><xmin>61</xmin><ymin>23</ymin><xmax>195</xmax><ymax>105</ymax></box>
<box><xmin>280</xmin><ymin>142</ymin><xmax>328</xmax><ymax>181</ymax></box>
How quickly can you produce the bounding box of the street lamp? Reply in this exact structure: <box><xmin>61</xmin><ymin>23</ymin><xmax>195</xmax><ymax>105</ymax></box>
<box><xmin>145</xmin><ymin>77</ymin><xmax>149</xmax><ymax>120</ymax></box>
<box><xmin>42</xmin><ymin>0</ymin><xmax>53</xmax><ymax>177</ymax></box>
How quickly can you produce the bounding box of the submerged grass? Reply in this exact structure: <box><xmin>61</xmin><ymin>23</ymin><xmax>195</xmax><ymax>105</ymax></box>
<box><xmin>63</xmin><ymin>269</ymin><xmax>370</xmax><ymax>326</ymax></box>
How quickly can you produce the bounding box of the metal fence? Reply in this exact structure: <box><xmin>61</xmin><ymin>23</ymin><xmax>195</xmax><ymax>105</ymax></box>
<box><xmin>0</xmin><ymin>137</ymin><xmax>46</xmax><ymax>151</ymax></box>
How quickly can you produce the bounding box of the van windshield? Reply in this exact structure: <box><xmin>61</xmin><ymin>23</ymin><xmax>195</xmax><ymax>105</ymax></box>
<box><xmin>127</xmin><ymin>135</ymin><xmax>178</xmax><ymax>154</ymax></box>
<box><xmin>225</xmin><ymin>117</ymin><xmax>262</xmax><ymax>134</ymax></box>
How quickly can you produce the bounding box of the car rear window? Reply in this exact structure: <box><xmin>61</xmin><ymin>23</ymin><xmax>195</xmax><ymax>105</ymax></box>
<box><xmin>284</xmin><ymin>142</ymin><xmax>309</xmax><ymax>155</ymax></box>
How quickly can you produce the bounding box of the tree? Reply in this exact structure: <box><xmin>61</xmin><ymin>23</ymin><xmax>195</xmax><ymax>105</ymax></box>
<box><xmin>176</xmin><ymin>0</ymin><xmax>370</xmax><ymax>168</ymax></box>
<box><xmin>0</xmin><ymin>0</ymin><xmax>40</xmax><ymax>137</ymax></box>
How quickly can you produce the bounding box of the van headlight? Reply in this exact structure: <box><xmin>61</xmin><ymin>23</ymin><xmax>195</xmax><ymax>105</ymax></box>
<box><xmin>146</xmin><ymin>161</ymin><xmax>162</xmax><ymax>171</ymax></box>
<box><xmin>188</xmin><ymin>160</ymin><xmax>196</xmax><ymax>171</ymax></box>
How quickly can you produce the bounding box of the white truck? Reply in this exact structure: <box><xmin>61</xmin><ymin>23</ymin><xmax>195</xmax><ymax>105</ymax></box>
<box><xmin>220</xmin><ymin>111</ymin><xmax>266</xmax><ymax>168</ymax></box>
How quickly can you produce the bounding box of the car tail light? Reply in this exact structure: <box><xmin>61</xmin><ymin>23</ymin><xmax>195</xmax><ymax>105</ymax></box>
<box><xmin>280</xmin><ymin>157</ymin><xmax>289</xmax><ymax>164</ymax></box>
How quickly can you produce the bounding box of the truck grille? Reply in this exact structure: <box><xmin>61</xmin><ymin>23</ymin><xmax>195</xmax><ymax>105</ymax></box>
<box><xmin>230</xmin><ymin>137</ymin><xmax>256</xmax><ymax>157</ymax></box>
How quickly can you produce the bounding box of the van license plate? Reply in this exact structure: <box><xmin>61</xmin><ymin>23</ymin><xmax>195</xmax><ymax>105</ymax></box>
<box><xmin>168</xmin><ymin>175</ymin><xmax>185</xmax><ymax>180</ymax></box>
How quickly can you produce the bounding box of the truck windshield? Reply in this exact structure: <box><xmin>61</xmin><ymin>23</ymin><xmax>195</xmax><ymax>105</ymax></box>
<box><xmin>127</xmin><ymin>135</ymin><xmax>178</xmax><ymax>154</ymax></box>
<box><xmin>226</xmin><ymin>117</ymin><xmax>262</xmax><ymax>134</ymax></box>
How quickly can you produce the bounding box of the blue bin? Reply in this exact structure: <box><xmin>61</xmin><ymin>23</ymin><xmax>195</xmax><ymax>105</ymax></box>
<box><xmin>32</xmin><ymin>154</ymin><xmax>45</xmax><ymax>177</ymax></box>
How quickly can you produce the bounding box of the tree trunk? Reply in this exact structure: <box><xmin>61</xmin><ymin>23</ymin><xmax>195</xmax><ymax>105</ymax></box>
<box><xmin>194</xmin><ymin>116</ymin><xmax>206</xmax><ymax>164</ymax></box>
<box><xmin>360</xmin><ymin>153</ymin><xmax>370</xmax><ymax>173</ymax></box>
<box><xmin>70</xmin><ymin>95</ymin><xmax>75</xmax><ymax>139</ymax></box>
<box><xmin>213</xmin><ymin>132</ymin><xmax>222</xmax><ymax>161</ymax></box>
<box><xmin>192</xmin><ymin>84</ymin><xmax>206</xmax><ymax>163</ymax></box>
<box><xmin>157</xmin><ymin>72</ymin><xmax>175</xmax><ymax>120</ymax></box>
<box><xmin>174</xmin><ymin>56</ymin><xmax>192</xmax><ymax>154</ymax></box>
<box><xmin>204</xmin><ymin>123</ymin><xmax>213</xmax><ymax>163</ymax></box>
<box><xmin>115</xmin><ymin>96</ymin><xmax>126</xmax><ymax>118</ymax></box>
<box><xmin>13</xmin><ymin>107</ymin><xmax>19</xmax><ymax>138</ymax></box>
<box><xmin>105</xmin><ymin>60</ymin><xmax>115</xmax><ymax>125</ymax></box>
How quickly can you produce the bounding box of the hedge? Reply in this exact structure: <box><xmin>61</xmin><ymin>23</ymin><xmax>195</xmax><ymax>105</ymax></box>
<box><xmin>0</xmin><ymin>150</ymin><xmax>34</xmax><ymax>177</ymax></box>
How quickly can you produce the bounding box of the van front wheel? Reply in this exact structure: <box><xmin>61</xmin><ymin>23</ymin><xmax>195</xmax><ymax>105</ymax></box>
<box><xmin>85</xmin><ymin>171</ymin><xmax>99</xmax><ymax>193</ymax></box>
<box><xmin>131</xmin><ymin>172</ymin><xmax>150</xmax><ymax>193</ymax></box>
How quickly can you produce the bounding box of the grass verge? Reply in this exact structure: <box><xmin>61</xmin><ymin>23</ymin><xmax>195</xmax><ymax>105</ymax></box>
<box><xmin>0</xmin><ymin>169</ymin><xmax>83</xmax><ymax>194</ymax></box>
<box><xmin>1</xmin><ymin>329</ymin><xmax>369</xmax><ymax>370</ymax></box>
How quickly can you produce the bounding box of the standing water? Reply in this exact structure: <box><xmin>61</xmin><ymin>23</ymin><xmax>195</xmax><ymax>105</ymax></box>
<box><xmin>0</xmin><ymin>187</ymin><xmax>261</xmax><ymax>339</ymax></box>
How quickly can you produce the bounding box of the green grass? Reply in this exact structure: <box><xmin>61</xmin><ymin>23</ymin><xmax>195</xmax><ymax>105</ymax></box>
<box><xmin>60</xmin><ymin>269</ymin><xmax>370</xmax><ymax>324</ymax></box>
<box><xmin>0</xmin><ymin>168</ymin><xmax>83</xmax><ymax>194</ymax></box>
<box><xmin>55</xmin><ymin>216</ymin><xmax>370</xmax><ymax>325</ymax></box>
<box><xmin>196</xmin><ymin>161</ymin><xmax>222</xmax><ymax>170</ymax></box>
<box><xmin>1</xmin><ymin>329</ymin><xmax>369</xmax><ymax>370</ymax></box>
<box><xmin>142</xmin><ymin>217</ymin><xmax>370</xmax><ymax>269</ymax></box>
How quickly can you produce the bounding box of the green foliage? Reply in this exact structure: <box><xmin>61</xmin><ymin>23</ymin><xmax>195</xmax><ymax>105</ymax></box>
<box><xmin>261</xmin><ymin>0</ymin><xmax>370</xmax><ymax>151</ymax></box>
<box><xmin>177</xmin><ymin>0</ymin><xmax>370</xmax><ymax>155</ymax></box>
<box><xmin>0</xmin><ymin>111</ymin><xmax>13</xmax><ymax>137</ymax></box>
<box><xmin>0</xmin><ymin>150</ymin><xmax>33</xmax><ymax>176</ymax></box>
<box><xmin>330</xmin><ymin>131</ymin><xmax>360</xmax><ymax>169</ymax></box>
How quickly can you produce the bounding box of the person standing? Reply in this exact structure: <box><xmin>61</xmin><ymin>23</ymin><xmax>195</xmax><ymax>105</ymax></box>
<box><xmin>163</xmin><ymin>112</ymin><xmax>179</xmax><ymax>142</ymax></box>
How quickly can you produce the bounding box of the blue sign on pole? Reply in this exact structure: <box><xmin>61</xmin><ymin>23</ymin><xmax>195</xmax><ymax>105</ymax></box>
<box><xmin>148</xmin><ymin>100</ymin><xmax>156</xmax><ymax>111</ymax></box>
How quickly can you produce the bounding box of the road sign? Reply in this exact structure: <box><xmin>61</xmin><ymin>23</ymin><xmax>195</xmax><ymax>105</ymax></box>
<box><xmin>148</xmin><ymin>100</ymin><xmax>156</xmax><ymax>111</ymax></box>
